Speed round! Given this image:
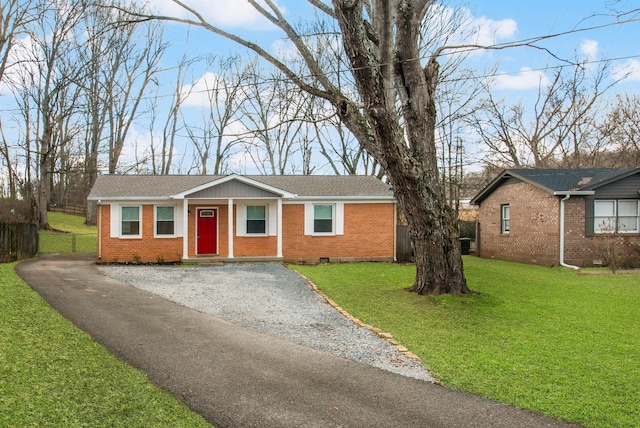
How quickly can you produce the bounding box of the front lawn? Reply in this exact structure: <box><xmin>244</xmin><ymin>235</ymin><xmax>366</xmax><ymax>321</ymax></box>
<box><xmin>291</xmin><ymin>258</ymin><xmax>640</xmax><ymax>428</ymax></box>
<box><xmin>0</xmin><ymin>262</ymin><xmax>211</xmax><ymax>427</ymax></box>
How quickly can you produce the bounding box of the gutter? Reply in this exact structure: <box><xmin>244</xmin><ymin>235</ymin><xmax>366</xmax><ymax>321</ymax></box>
<box><xmin>554</xmin><ymin>191</ymin><xmax>594</xmax><ymax>270</ymax></box>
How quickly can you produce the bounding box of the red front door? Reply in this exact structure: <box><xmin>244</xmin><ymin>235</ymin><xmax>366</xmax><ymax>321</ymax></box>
<box><xmin>197</xmin><ymin>208</ymin><xmax>218</xmax><ymax>255</ymax></box>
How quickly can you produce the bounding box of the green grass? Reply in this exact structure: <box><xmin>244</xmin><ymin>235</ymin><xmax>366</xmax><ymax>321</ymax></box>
<box><xmin>39</xmin><ymin>212</ymin><xmax>97</xmax><ymax>253</ymax></box>
<box><xmin>291</xmin><ymin>259</ymin><xmax>640</xmax><ymax>428</ymax></box>
<box><xmin>0</xmin><ymin>262</ymin><xmax>211</xmax><ymax>427</ymax></box>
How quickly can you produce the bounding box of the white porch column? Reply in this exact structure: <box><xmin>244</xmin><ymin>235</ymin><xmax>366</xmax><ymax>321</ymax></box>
<box><xmin>277</xmin><ymin>198</ymin><xmax>283</xmax><ymax>258</ymax></box>
<box><xmin>182</xmin><ymin>200</ymin><xmax>189</xmax><ymax>260</ymax></box>
<box><xmin>228</xmin><ymin>198</ymin><xmax>234</xmax><ymax>258</ymax></box>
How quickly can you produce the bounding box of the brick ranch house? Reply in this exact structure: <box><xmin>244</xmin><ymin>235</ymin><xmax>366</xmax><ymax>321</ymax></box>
<box><xmin>87</xmin><ymin>174</ymin><xmax>397</xmax><ymax>264</ymax></box>
<box><xmin>470</xmin><ymin>168</ymin><xmax>640</xmax><ymax>268</ymax></box>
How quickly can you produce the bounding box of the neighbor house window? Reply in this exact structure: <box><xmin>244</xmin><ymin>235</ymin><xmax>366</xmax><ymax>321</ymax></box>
<box><xmin>314</xmin><ymin>204</ymin><xmax>334</xmax><ymax>233</ymax></box>
<box><xmin>156</xmin><ymin>206</ymin><xmax>175</xmax><ymax>236</ymax></box>
<box><xmin>121</xmin><ymin>206</ymin><xmax>140</xmax><ymax>236</ymax></box>
<box><xmin>246</xmin><ymin>205</ymin><xmax>266</xmax><ymax>234</ymax></box>
<box><xmin>501</xmin><ymin>204</ymin><xmax>510</xmax><ymax>234</ymax></box>
<box><xmin>595</xmin><ymin>200</ymin><xmax>639</xmax><ymax>233</ymax></box>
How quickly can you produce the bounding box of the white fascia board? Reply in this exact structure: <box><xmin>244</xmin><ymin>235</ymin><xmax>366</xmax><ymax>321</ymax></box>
<box><xmin>552</xmin><ymin>191</ymin><xmax>596</xmax><ymax>196</ymax></box>
<box><xmin>283</xmin><ymin>197</ymin><xmax>396</xmax><ymax>204</ymax></box>
<box><xmin>89</xmin><ymin>196</ymin><xmax>174</xmax><ymax>203</ymax></box>
<box><xmin>171</xmin><ymin>174</ymin><xmax>296</xmax><ymax>199</ymax></box>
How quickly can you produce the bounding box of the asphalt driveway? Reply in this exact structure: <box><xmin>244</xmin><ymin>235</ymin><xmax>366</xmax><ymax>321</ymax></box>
<box><xmin>16</xmin><ymin>253</ymin><xmax>580</xmax><ymax>428</ymax></box>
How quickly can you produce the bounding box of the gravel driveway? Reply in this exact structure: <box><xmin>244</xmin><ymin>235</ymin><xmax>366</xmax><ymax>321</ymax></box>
<box><xmin>97</xmin><ymin>262</ymin><xmax>434</xmax><ymax>382</ymax></box>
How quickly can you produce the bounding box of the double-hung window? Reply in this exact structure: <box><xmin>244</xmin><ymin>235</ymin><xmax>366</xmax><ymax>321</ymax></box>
<box><xmin>595</xmin><ymin>200</ymin><xmax>639</xmax><ymax>233</ymax></box>
<box><xmin>501</xmin><ymin>204</ymin><xmax>510</xmax><ymax>234</ymax></box>
<box><xmin>246</xmin><ymin>205</ymin><xmax>266</xmax><ymax>234</ymax></box>
<box><xmin>314</xmin><ymin>204</ymin><xmax>334</xmax><ymax>233</ymax></box>
<box><xmin>121</xmin><ymin>206</ymin><xmax>140</xmax><ymax>236</ymax></box>
<box><xmin>156</xmin><ymin>206</ymin><xmax>175</xmax><ymax>236</ymax></box>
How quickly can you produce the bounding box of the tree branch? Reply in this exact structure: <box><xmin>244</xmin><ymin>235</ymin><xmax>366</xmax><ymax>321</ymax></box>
<box><xmin>308</xmin><ymin>0</ymin><xmax>337</xmax><ymax>19</ymax></box>
<box><xmin>431</xmin><ymin>14</ymin><xmax>640</xmax><ymax>64</ymax></box>
<box><xmin>116</xmin><ymin>0</ymin><xmax>335</xmax><ymax>103</ymax></box>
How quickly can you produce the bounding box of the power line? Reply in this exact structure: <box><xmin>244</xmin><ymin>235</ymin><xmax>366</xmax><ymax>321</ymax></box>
<box><xmin>1</xmin><ymin>50</ymin><xmax>638</xmax><ymax>116</ymax></box>
<box><xmin>1</xmin><ymin>11</ymin><xmax>639</xmax><ymax>112</ymax></box>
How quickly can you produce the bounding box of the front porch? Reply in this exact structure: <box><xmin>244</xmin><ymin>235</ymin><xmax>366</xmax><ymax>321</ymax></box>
<box><xmin>182</xmin><ymin>255</ymin><xmax>285</xmax><ymax>266</ymax></box>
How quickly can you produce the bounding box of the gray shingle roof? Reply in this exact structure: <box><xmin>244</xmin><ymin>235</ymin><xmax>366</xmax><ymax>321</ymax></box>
<box><xmin>471</xmin><ymin>167</ymin><xmax>640</xmax><ymax>204</ymax></box>
<box><xmin>88</xmin><ymin>174</ymin><xmax>394</xmax><ymax>200</ymax></box>
<box><xmin>507</xmin><ymin>168</ymin><xmax>638</xmax><ymax>191</ymax></box>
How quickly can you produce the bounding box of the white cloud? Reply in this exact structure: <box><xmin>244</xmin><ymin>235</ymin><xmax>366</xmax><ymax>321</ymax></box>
<box><xmin>149</xmin><ymin>0</ymin><xmax>281</xmax><ymax>29</ymax></box>
<box><xmin>180</xmin><ymin>71</ymin><xmax>226</xmax><ymax>108</ymax></box>
<box><xmin>580</xmin><ymin>39</ymin><xmax>598</xmax><ymax>62</ymax></box>
<box><xmin>492</xmin><ymin>67</ymin><xmax>550</xmax><ymax>90</ymax></box>
<box><xmin>612</xmin><ymin>58</ymin><xmax>640</xmax><ymax>81</ymax></box>
<box><xmin>471</xmin><ymin>16</ymin><xmax>518</xmax><ymax>46</ymax></box>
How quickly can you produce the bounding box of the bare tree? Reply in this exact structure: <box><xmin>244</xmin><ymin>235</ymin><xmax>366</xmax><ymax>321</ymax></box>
<box><xmin>182</xmin><ymin>55</ymin><xmax>249</xmax><ymax>174</ymax></box>
<box><xmin>0</xmin><ymin>0</ymin><xmax>36</xmax><ymax>83</ymax></box>
<box><xmin>9</xmin><ymin>0</ymin><xmax>87</xmax><ymax>229</ymax></box>
<box><xmin>106</xmin><ymin>11</ymin><xmax>166</xmax><ymax>174</ymax></box>
<box><xmin>0</xmin><ymin>0</ymin><xmax>37</xmax><ymax>201</ymax></box>
<box><xmin>472</xmin><ymin>62</ymin><xmax>615</xmax><ymax>168</ymax></box>
<box><xmin>239</xmin><ymin>67</ymin><xmax>309</xmax><ymax>175</ymax></box>
<box><xmin>597</xmin><ymin>93</ymin><xmax>640</xmax><ymax>167</ymax></box>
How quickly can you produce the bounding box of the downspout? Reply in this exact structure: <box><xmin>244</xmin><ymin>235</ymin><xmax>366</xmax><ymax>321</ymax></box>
<box><xmin>559</xmin><ymin>194</ymin><xmax>580</xmax><ymax>270</ymax></box>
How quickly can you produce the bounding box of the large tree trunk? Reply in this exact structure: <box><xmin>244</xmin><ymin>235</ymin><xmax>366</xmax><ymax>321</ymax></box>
<box><xmin>334</xmin><ymin>0</ymin><xmax>469</xmax><ymax>295</ymax></box>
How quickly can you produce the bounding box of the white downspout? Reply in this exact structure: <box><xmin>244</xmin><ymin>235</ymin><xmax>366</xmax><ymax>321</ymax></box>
<box><xmin>228</xmin><ymin>198</ymin><xmax>234</xmax><ymax>259</ymax></box>
<box><xmin>559</xmin><ymin>194</ymin><xmax>580</xmax><ymax>270</ymax></box>
<box><xmin>182</xmin><ymin>201</ymin><xmax>189</xmax><ymax>260</ymax></box>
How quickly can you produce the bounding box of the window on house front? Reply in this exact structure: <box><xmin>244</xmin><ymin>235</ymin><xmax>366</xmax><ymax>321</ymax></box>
<box><xmin>314</xmin><ymin>204</ymin><xmax>334</xmax><ymax>233</ymax></box>
<box><xmin>121</xmin><ymin>206</ymin><xmax>140</xmax><ymax>236</ymax></box>
<box><xmin>156</xmin><ymin>206</ymin><xmax>175</xmax><ymax>235</ymax></box>
<box><xmin>246</xmin><ymin>205</ymin><xmax>266</xmax><ymax>234</ymax></box>
<box><xmin>595</xmin><ymin>200</ymin><xmax>639</xmax><ymax>233</ymax></box>
<box><xmin>501</xmin><ymin>204</ymin><xmax>510</xmax><ymax>234</ymax></box>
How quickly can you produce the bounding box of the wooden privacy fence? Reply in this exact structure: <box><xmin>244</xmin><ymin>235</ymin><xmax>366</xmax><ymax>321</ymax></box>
<box><xmin>0</xmin><ymin>222</ymin><xmax>38</xmax><ymax>263</ymax></box>
<box><xmin>396</xmin><ymin>225</ymin><xmax>412</xmax><ymax>262</ymax></box>
<box><xmin>396</xmin><ymin>221</ymin><xmax>477</xmax><ymax>262</ymax></box>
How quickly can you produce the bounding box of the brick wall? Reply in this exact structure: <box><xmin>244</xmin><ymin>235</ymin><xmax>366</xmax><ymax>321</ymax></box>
<box><xmin>98</xmin><ymin>204</ymin><xmax>183</xmax><ymax>263</ymax></box>
<box><xmin>281</xmin><ymin>203</ymin><xmax>395</xmax><ymax>263</ymax></box>
<box><xmin>99</xmin><ymin>202</ymin><xmax>395</xmax><ymax>264</ymax></box>
<box><xmin>283</xmin><ymin>204</ymin><xmax>395</xmax><ymax>263</ymax></box>
<box><xmin>478</xmin><ymin>181</ymin><xmax>560</xmax><ymax>266</ymax></box>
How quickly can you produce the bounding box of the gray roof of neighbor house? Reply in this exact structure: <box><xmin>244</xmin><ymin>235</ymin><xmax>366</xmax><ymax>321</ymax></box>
<box><xmin>471</xmin><ymin>167</ymin><xmax>640</xmax><ymax>204</ymax></box>
<box><xmin>87</xmin><ymin>174</ymin><xmax>395</xmax><ymax>200</ymax></box>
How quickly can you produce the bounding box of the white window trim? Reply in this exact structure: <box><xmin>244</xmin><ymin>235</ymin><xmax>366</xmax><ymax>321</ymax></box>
<box><xmin>236</xmin><ymin>202</ymin><xmax>276</xmax><ymax>236</ymax></box>
<box><xmin>594</xmin><ymin>200</ymin><xmax>616</xmax><ymax>234</ymax></box>
<box><xmin>154</xmin><ymin>205</ymin><xmax>177</xmax><ymax>238</ymax></box>
<box><xmin>119</xmin><ymin>205</ymin><xmax>142</xmax><ymax>239</ymax></box>
<box><xmin>304</xmin><ymin>202</ymin><xmax>344</xmax><ymax>236</ymax></box>
<box><xmin>595</xmin><ymin>199</ymin><xmax>640</xmax><ymax>234</ymax></box>
<box><xmin>617</xmin><ymin>200</ymin><xmax>639</xmax><ymax>233</ymax></box>
<box><xmin>501</xmin><ymin>204</ymin><xmax>510</xmax><ymax>234</ymax></box>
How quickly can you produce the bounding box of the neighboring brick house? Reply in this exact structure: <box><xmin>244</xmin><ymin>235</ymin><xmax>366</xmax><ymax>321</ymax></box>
<box><xmin>470</xmin><ymin>168</ymin><xmax>640</xmax><ymax>268</ymax></box>
<box><xmin>87</xmin><ymin>174</ymin><xmax>397</xmax><ymax>264</ymax></box>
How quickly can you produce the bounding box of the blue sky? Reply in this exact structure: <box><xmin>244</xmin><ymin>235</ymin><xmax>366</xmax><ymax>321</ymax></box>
<box><xmin>143</xmin><ymin>0</ymin><xmax>640</xmax><ymax>126</ymax></box>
